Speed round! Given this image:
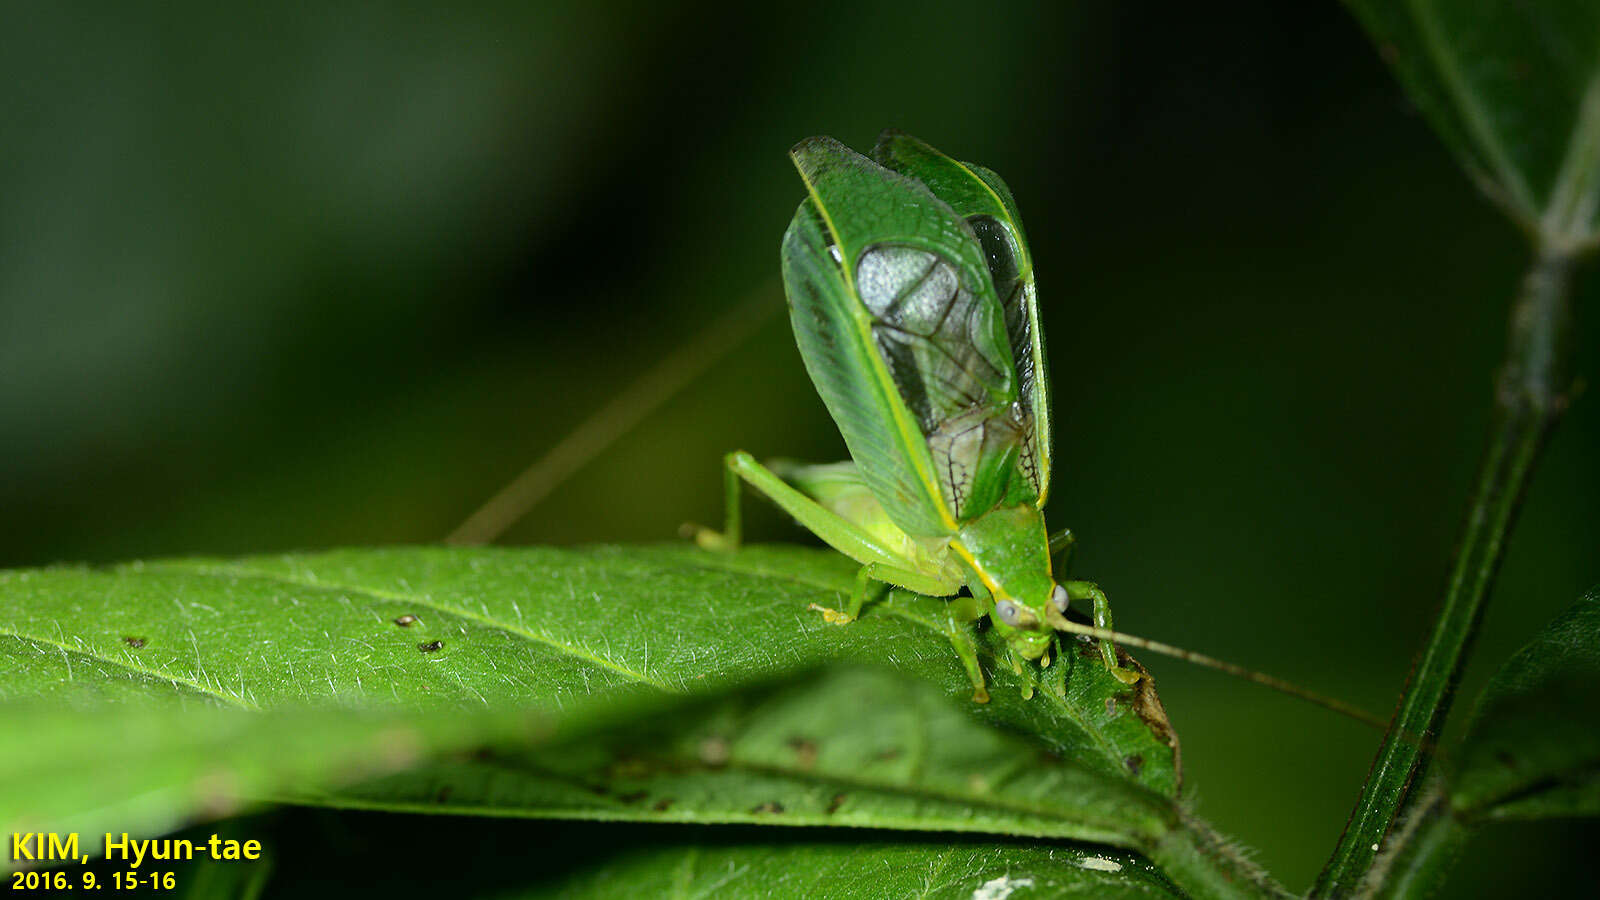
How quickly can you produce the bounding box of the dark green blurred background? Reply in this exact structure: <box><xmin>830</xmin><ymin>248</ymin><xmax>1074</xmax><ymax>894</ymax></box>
<box><xmin>4</xmin><ymin>1</ymin><xmax>1595</xmax><ymax>894</ymax></box>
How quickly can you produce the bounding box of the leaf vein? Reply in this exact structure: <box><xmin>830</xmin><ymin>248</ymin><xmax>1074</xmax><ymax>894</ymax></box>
<box><xmin>142</xmin><ymin>562</ymin><xmax>674</xmax><ymax>693</ymax></box>
<box><xmin>0</xmin><ymin>630</ymin><xmax>257</xmax><ymax>709</ymax></box>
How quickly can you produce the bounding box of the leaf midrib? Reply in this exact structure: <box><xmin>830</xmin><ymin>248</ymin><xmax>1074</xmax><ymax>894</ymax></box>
<box><xmin>0</xmin><ymin>629</ymin><xmax>257</xmax><ymax>710</ymax></box>
<box><xmin>1407</xmin><ymin>0</ymin><xmax>1539</xmax><ymax>215</ymax></box>
<box><xmin>19</xmin><ymin>550</ymin><xmax>1140</xmax><ymax>795</ymax></box>
<box><xmin>141</xmin><ymin>561</ymin><xmax>673</xmax><ymax>693</ymax></box>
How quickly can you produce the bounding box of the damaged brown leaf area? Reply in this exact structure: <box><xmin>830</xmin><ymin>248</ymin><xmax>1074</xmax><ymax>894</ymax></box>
<box><xmin>1119</xmin><ymin>652</ymin><xmax>1182</xmax><ymax>791</ymax></box>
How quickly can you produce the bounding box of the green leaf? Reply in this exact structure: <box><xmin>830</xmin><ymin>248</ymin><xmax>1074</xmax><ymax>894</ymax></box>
<box><xmin>0</xmin><ymin>544</ymin><xmax>1194</xmax><ymax>867</ymax></box>
<box><xmin>310</xmin><ymin>666</ymin><xmax>1175</xmax><ymax>847</ymax></box>
<box><xmin>0</xmin><ymin>668</ymin><xmax>1175</xmax><ymax>870</ymax></box>
<box><xmin>316</xmin><ymin>666</ymin><xmax>1281</xmax><ymax>897</ymax></box>
<box><xmin>140</xmin><ymin>814</ymin><xmax>1182</xmax><ymax>900</ymax></box>
<box><xmin>518</xmin><ymin>839</ymin><xmax>1182</xmax><ymax>900</ymax></box>
<box><xmin>0</xmin><ymin>701</ymin><xmax>543</xmax><ymax>858</ymax></box>
<box><xmin>1454</xmin><ymin>586</ymin><xmax>1600</xmax><ymax>820</ymax></box>
<box><xmin>0</xmin><ymin>545</ymin><xmax>1178</xmax><ymax>797</ymax></box>
<box><xmin>0</xmin><ymin>648</ymin><xmax>1268</xmax><ymax>897</ymax></box>
<box><xmin>1345</xmin><ymin>0</ymin><xmax>1600</xmax><ymax>249</ymax></box>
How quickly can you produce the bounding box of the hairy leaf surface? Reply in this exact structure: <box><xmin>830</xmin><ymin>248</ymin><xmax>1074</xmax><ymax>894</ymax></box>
<box><xmin>0</xmin><ymin>545</ymin><xmax>1181</xmax><ymax>845</ymax></box>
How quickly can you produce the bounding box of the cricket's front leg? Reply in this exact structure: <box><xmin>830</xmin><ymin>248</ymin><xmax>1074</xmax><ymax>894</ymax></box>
<box><xmin>948</xmin><ymin>622</ymin><xmax>990</xmax><ymax>704</ymax></box>
<box><xmin>1061</xmin><ymin>580</ymin><xmax>1144</xmax><ymax>685</ymax></box>
<box><xmin>877</xmin><ymin>588</ymin><xmax>991</xmax><ymax>704</ymax></box>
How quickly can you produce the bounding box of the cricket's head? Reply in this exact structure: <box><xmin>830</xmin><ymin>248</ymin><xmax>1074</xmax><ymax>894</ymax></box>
<box><xmin>952</xmin><ymin>505</ymin><xmax>1063</xmax><ymax>662</ymax></box>
<box><xmin>989</xmin><ymin>583</ymin><xmax>1069</xmax><ymax>661</ymax></box>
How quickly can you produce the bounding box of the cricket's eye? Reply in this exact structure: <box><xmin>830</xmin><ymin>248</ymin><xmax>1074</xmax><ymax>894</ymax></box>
<box><xmin>994</xmin><ymin>599</ymin><xmax>1023</xmax><ymax>626</ymax></box>
<box><xmin>1050</xmin><ymin>585</ymin><xmax>1070</xmax><ymax>613</ymax></box>
<box><xmin>994</xmin><ymin>599</ymin><xmax>1037</xmax><ymax>628</ymax></box>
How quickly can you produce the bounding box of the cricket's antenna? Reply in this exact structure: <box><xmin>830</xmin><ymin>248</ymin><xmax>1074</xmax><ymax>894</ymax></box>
<box><xmin>446</xmin><ymin>289</ymin><xmax>779</xmax><ymax>545</ymax></box>
<box><xmin>1045</xmin><ymin>612</ymin><xmax>1390</xmax><ymax>732</ymax></box>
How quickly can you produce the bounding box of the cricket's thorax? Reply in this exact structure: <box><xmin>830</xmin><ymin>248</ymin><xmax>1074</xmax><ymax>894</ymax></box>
<box><xmin>952</xmin><ymin>505</ymin><xmax>1053</xmax><ymax>599</ymax></box>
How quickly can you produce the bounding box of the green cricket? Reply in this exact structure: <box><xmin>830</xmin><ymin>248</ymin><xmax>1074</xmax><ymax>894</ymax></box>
<box><xmin>450</xmin><ymin>129</ymin><xmax>1381</xmax><ymax>724</ymax></box>
<box><xmin>693</xmin><ymin>130</ymin><xmax>1138</xmax><ymax>703</ymax></box>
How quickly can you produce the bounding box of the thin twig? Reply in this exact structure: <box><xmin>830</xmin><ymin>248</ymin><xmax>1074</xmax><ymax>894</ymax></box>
<box><xmin>446</xmin><ymin>291</ymin><xmax>778</xmax><ymax>545</ymax></box>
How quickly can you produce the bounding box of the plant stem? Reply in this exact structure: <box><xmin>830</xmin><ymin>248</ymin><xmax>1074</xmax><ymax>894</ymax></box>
<box><xmin>1311</xmin><ymin>250</ymin><xmax>1574</xmax><ymax>897</ymax></box>
<box><xmin>1360</xmin><ymin>778</ymin><xmax>1468</xmax><ymax>900</ymax></box>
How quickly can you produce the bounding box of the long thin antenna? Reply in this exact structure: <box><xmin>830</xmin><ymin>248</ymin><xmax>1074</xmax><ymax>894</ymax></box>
<box><xmin>1045</xmin><ymin>610</ymin><xmax>1390</xmax><ymax>732</ymax></box>
<box><xmin>446</xmin><ymin>289</ymin><xmax>779</xmax><ymax>545</ymax></box>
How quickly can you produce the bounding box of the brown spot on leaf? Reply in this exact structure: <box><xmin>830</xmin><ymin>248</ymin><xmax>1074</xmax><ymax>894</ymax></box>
<box><xmin>192</xmin><ymin>770</ymin><xmax>241</xmax><ymax>819</ymax></box>
<box><xmin>418</xmin><ymin>640</ymin><xmax>444</xmax><ymax>653</ymax></box>
<box><xmin>874</xmin><ymin>747</ymin><xmax>902</xmax><ymax>762</ymax></box>
<box><xmin>699</xmin><ymin>737</ymin><xmax>730</xmax><ymax>767</ymax></box>
<box><xmin>618</xmin><ymin>791</ymin><xmax>649</xmax><ymax>804</ymax></box>
<box><xmin>435</xmin><ymin>786</ymin><xmax>453</xmax><ymax>804</ymax></box>
<box><xmin>123</xmin><ymin>636</ymin><xmax>147</xmax><ymax>649</ymax></box>
<box><xmin>1104</xmin><ymin>697</ymin><xmax>1117</xmax><ymax>717</ymax></box>
<box><xmin>653</xmin><ymin>798</ymin><xmax>674</xmax><ymax>812</ymax></box>
<box><xmin>394</xmin><ymin>615</ymin><xmax>419</xmax><ymax>627</ymax></box>
<box><xmin>608</xmin><ymin>757</ymin><xmax>651</xmax><ymax>780</ymax></box>
<box><xmin>826</xmin><ymin>794</ymin><xmax>847</xmax><ymax>814</ymax></box>
<box><xmin>750</xmin><ymin>801</ymin><xmax>785</xmax><ymax>815</ymax></box>
<box><xmin>1124</xmin><ymin>754</ymin><xmax>1144</xmax><ymax>776</ymax></box>
<box><xmin>786</xmin><ymin>737</ymin><xmax>818</xmax><ymax>770</ymax></box>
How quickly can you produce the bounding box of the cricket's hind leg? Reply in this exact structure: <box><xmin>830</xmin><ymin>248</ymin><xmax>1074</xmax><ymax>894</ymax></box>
<box><xmin>689</xmin><ymin>452</ymin><xmax>959</xmax><ymax>596</ymax></box>
<box><xmin>688</xmin><ymin>453</ymin><xmax>926</xmax><ymax>571</ymax></box>
<box><xmin>689</xmin><ymin>452</ymin><xmax>990</xmax><ymax>697</ymax></box>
